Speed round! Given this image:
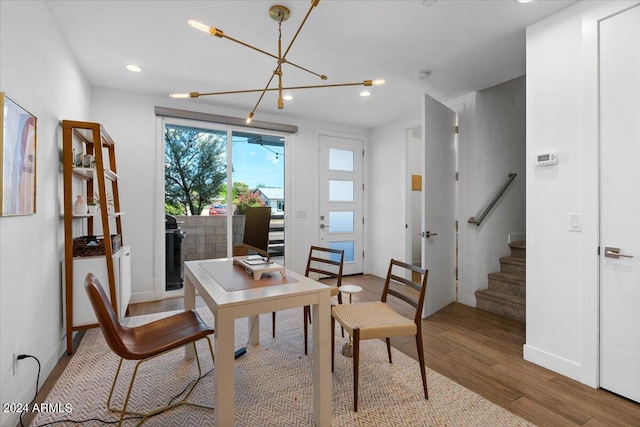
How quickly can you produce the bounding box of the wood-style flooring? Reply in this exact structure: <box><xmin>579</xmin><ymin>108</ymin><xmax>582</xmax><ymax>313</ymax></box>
<box><xmin>25</xmin><ymin>274</ymin><xmax>640</xmax><ymax>427</ymax></box>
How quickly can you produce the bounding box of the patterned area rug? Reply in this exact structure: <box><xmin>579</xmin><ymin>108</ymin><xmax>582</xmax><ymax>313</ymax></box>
<box><xmin>33</xmin><ymin>308</ymin><xmax>534</xmax><ymax>426</ymax></box>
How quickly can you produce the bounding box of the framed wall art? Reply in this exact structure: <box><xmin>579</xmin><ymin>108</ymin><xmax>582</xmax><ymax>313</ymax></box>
<box><xmin>1</xmin><ymin>92</ymin><xmax>37</xmax><ymax>216</ymax></box>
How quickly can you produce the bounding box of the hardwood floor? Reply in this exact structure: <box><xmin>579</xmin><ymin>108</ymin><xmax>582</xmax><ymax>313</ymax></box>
<box><xmin>27</xmin><ymin>274</ymin><xmax>640</xmax><ymax>426</ymax></box>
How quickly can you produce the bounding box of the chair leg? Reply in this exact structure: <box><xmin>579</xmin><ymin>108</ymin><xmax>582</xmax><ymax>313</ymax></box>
<box><xmin>119</xmin><ymin>360</ymin><xmax>142</xmax><ymax>426</ymax></box>
<box><xmin>386</xmin><ymin>338</ymin><xmax>392</xmax><ymax>363</ymax></box>
<box><xmin>108</xmin><ymin>338</ymin><xmax>217</xmax><ymax>426</ymax></box>
<box><xmin>304</xmin><ymin>306</ymin><xmax>309</xmax><ymax>355</ymax></box>
<box><xmin>415</xmin><ymin>332</ymin><xmax>428</xmax><ymax>399</ymax></box>
<box><xmin>331</xmin><ymin>313</ymin><xmax>335</xmax><ymax>373</ymax></box>
<box><xmin>272</xmin><ymin>311</ymin><xmax>276</xmax><ymax>338</ymax></box>
<box><xmin>353</xmin><ymin>328</ymin><xmax>360</xmax><ymax>412</ymax></box>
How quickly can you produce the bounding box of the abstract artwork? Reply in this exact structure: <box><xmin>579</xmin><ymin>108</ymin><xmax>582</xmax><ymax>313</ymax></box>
<box><xmin>1</xmin><ymin>92</ymin><xmax>37</xmax><ymax>216</ymax></box>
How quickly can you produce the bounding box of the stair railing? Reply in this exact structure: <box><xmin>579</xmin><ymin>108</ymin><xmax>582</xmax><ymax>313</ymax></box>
<box><xmin>468</xmin><ymin>173</ymin><xmax>517</xmax><ymax>226</ymax></box>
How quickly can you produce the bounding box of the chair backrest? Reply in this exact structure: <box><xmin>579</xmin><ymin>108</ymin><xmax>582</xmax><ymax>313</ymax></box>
<box><xmin>305</xmin><ymin>246</ymin><xmax>344</xmax><ymax>287</ymax></box>
<box><xmin>381</xmin><ymin>259</ymin><xmax>428</xmax><ymax>324</ymax></box>
<box><xmin>84</xmin><ymin>273</ymin><xmax>130</xmax><ymax>359</ymax></box>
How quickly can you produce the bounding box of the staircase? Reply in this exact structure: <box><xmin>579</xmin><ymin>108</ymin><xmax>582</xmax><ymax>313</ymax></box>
<box><xmin>475</xmin><ymin>241</ymin><xmax>526</xmax><ymax>322</ymax></box>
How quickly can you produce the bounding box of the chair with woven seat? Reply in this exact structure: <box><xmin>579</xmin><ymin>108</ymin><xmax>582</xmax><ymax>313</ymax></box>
<box><xmin>331</xmin><ymin>259</ymin><xmax>428</xmax><ymax>412</ymax></box>
<box><xmin>84</xmin><ymin>273</ymin><xmax>215</xmax><ymax>427</ymax></box>
<box><xmin>272</xmin><ymin>245</ymin><xmax>344</xmax><ymax>354</ymax></box>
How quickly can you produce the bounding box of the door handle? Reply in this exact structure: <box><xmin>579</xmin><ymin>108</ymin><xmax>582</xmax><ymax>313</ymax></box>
<box><xmin>605</xmin><ymin>246</ymin><xmax>634</xmax><ymax>259</ymax></box>
<box><xmin>320</xmin><ymin>224</ymin><xmax>330</xmax><ymax>229</ymax></box>
<box><xmin>419</xmin><ymin>231</ymin><xmax>438</xmax><ymax>238</ymax></box>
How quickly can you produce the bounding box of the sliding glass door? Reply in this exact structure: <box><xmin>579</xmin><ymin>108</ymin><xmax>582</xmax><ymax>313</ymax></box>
<box><xmin>160</xmin><ymin>119</ymin><xmax>286</xmax><ymax>294</ymax></box>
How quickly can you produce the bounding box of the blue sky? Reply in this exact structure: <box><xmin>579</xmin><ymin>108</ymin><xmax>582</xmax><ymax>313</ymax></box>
<box><xmin>232</xmin><ymin>136</ymin><xmax>284</xmax><ymax>190</ymax></box>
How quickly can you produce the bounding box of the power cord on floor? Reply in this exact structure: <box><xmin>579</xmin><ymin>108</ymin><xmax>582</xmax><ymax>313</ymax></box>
<box><xmin>27</xmin><ymin>315</ymin><xmax>263</xmax><ymax>426</ymax></box>
<box><xmin>18</xmin><ymin>354</ymin><xmax>40</xmax><ymax>427</ymax></box>
<box><xmin>34</xmin><ymin>366</ymin><xmax>216</xmax><ymax>426</ymax></box>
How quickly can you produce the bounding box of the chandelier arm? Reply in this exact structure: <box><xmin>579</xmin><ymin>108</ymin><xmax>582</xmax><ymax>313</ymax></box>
<box><xmin>282</xmin><ymin>1</ymin><xmax>318</xmax><ymax>61</ymax></box>
<box><xmin>248</xmin><ymin>73</ymin><xmax>279</xmax><ymax>118</ymax></box>
<box><xmin>195</xmin><ymin>81</ymin><xmax>372</xmax><ymax>97</ymax></box>
<box><xmin>220</xmin><ymin>33</ymin><xmax>326</xmax><ymax>80</ymax></box>
<box><xmin>278</xmin><ymin>18</ymin><xmax>283</xmax><ymax>109</ymax></box>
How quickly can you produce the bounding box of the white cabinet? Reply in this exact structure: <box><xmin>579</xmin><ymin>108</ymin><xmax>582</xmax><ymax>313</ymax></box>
<box><xmin>64</xmin><ymin>246</ymin><xmax>131</xmax><ymax>326</ymax></box>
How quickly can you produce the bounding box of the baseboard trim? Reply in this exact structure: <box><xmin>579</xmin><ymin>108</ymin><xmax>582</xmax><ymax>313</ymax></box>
<box><xmin>458</xmin><ymin>293</ymin><xmax>477</xmax><ymax>307</ymax></box>
<box><xmin>128</xmin><ymin>291</ymin><xmax>157</xmax><ymax>304</ymax></box>
<box><xmin>523</xmin><ymin>343</ymin><xmax>582</xmax><ymax>382</ymax></box>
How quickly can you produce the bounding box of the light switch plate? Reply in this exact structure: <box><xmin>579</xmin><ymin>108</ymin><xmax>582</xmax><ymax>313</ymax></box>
<box><xmin>569</xmin><ymin>213</ymin><xmax>582</xmax><ymax>232</ymax></box>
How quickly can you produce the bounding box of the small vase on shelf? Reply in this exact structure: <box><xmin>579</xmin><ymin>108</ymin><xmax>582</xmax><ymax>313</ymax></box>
<box><xmin>73</xmin><ymin>195</ymin><xmax>88</xmax><ymax>214</ymax></box>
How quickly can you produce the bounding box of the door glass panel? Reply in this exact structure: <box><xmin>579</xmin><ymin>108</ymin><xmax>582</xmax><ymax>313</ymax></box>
<box><xmin>164</xmin><ymin>124</ymin><xmax>227</xmax><ymax>291</ymax></box>
<box><xmin>329</xmin><ymin>148</ymin><xmax>354</xmax><ymax>171</ymax></box>
<box><xmin>231</xmin><ymin>131</ymin><xmax>285</xmax><ymax>261</ymax></box>
<box><xmin>329</xmin><ymin>180</ymin><xmax>354</xmax><ymax>201</ymax></box>
<box><xmin>329</xmin><ymin>211</ymin><xmax>354</xmax><ymax>233</ymax></box>
<box><xmin>329</xmin><ymin>241</ymin><xmax>355</xmax><ymax>263</ymax></box>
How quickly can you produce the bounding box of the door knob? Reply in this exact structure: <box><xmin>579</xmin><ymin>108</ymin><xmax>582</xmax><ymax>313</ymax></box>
<box><xmin>604</xmin><ymin>246</ymin><xmax>634</xmax><ymax>259</ymax></box>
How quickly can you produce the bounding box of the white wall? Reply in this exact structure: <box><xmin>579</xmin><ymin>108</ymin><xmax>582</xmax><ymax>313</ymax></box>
<box><xmin>457</xmin><ymin>76</ymin><xmax>527</xmax><ymax>307</ymax></box>
<box><xmin>0</xmin><ymin>2</ymin><xmax>91</xmax><ymax>426</ymax></box>
<box><xmin>525</xmin><ymin>0</ymin><xmax>639</xmax><ymax>387</ymax></box>
<box><xmin>90</xmin><ymin>88</ymin><xmax>369</xmax><ymax>302</ymax></box>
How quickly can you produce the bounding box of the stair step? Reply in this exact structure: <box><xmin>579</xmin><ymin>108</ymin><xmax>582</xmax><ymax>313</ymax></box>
<box><xmin>500</xmin><ymin>256</ymin><xmax>526</xmax><ymax>275</ymax></box>
<box><xmin>509</xmin><ymin>240</ymin><xmax>526</xmax><ymax>259</ymax></box>
<box><xmin>488</xmin><ymin>272</ymin><xmax>525</xmax><ymax>297</ymax></box>
<box><xmin>475</xmin><ymin>288</ymin><xmax>525</xmax><ymax>322</ymax></box>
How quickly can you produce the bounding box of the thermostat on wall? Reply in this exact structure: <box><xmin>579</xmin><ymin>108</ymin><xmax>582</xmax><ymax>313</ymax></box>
<box><xmin>536</xmin><ymin>153</ymin><xmax>557</xmax><ymax>166</ymax></box>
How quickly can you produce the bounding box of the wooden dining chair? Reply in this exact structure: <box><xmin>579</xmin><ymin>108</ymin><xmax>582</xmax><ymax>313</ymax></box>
<box><xmin>272</xmin><ymin>246</ymin><xmax>344</xmax><ymax>354</ymax></box>
<box><xmin>84</xmin><ymin>273</ymin><xmax>215</xmax><ymax>426</ymax></box>
<box><xmin>331</xmin><ymin>259</ymin><xmax>429</xmax><ymax>412</ymax></box>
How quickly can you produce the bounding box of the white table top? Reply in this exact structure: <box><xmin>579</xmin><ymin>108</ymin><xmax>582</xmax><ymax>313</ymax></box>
<box><xmin>185</xmin><ymin>258</ymin><xmax>331</xmax><ymax>311</ymax></box>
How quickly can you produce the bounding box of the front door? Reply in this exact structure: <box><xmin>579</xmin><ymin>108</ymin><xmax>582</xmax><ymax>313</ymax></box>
<box><xmin>421</xmin><ymin>93</ymin><xmax>457</xmax><ymax>317</ymax></box>
<box><xmin>599</xmin><ymin>4</ymin><xmax>640</xmax><ymax>403</ymax></box>
<box><xmin>318</xmin><ymin>132</ymin><xmax>364</xmax><ymax>275</ymax></box>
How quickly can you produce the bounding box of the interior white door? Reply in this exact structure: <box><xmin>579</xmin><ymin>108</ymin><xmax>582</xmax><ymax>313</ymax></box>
<box><xmin>599</xmin><ymin>5</ymin><xmax>640</xmax><ymax>403</ymax></box>
<box><xmin>421</xmin><ymin>93</ymin><xmax>457</xmax><ymax>317</ymax></box>
<box><xmin>407</xmin><ymin>126</ymin><xmax>423</xmax><ymax>271</ymax></box>
<box><xmin>319</xmin><ymin>133</ymin><xmax>363</xmax><ymax>275</ymax></box>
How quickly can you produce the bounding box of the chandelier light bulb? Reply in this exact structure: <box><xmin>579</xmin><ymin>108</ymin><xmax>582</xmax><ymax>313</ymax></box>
<box><xmin>169</xmin><ymin>93</ymin><xmax>190</xmax><ymax>99</ymax></box>
<box><xmin>188</xmin><ymin>20</ymin><xmax>211</xmax><ymax>33</ymax></box>
<box><xmin>373</xmin><ymin>79</ymin><xmax>386</xmax><ymax>85</ymax></box>
<box><xmin>246</xmin><ymin>112</ymin><xmax>254</xmax><ymax>124</ymax></box>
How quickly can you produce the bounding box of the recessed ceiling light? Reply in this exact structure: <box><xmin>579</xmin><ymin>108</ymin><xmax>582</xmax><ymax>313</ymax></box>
<box><xmin>360</xmin><ymin>91</ymin><xmax>371</xmax><ymax>97</ymax></box>
<box><xmin>516</xmin><ymin>0</ymin><xmax>534</xmax><ymax>3</ymax></box>
<box><xmin>283</xmin><ymin>95</ymin><xmax>294</xmax><ymax>101</ymax></box>
<box><xmin>126</xmin><ymin>64</ymin><xmax>142</xmax><ymax>73</ymax></box>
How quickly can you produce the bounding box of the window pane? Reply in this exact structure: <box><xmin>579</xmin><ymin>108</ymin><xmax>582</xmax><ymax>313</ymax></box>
<box><xmin>232</xmin><ymin>131</ymin><xmax>285</xmax><ymax>260</ymax></box>
<box><xmin>329</xmin><ymin>241</ymin><xmax>355</xmax><ymax>263</ymax></box>
<box><xmin>329</xmin><ymin>148</ymin><xmax>353</xmax><ymax>171</ymax></box>
<box><xmin>329</xmin><ymin>180</ymin><xmax>354</xmax><ymax>201</ymax></box>
<box><xmin>329</xmin><ymin>211</ymin><xmax>354</xmax><ymax>233</ymax></box>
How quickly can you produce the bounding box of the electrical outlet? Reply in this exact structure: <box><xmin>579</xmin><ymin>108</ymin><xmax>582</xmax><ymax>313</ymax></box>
<box><xmin>13</xmin><ymin>350</ymin><xmax>21</xmax><ymax>375</ymax></box>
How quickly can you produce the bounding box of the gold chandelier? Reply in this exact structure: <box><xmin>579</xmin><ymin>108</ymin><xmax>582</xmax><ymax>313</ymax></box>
<box><xmin>170</xmin><ymin>0</ymin><xmax>384</xmax><ymax>124</ymax></box>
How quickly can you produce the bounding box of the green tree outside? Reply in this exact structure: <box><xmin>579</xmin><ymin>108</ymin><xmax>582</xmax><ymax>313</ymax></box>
<box><xmin>164</xmin><ymin>126</ymin><xmax>226</xmax><ymax>215</ymax></box>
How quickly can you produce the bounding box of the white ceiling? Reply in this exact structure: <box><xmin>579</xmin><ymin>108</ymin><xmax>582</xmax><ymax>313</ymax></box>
<box><xmin>45</xmin><ymin>0</ymin><xmax>578</xmax><ymax>129</ymax></box>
